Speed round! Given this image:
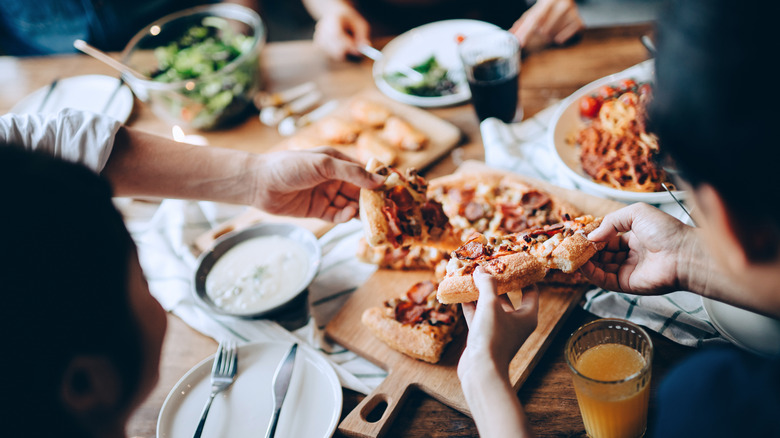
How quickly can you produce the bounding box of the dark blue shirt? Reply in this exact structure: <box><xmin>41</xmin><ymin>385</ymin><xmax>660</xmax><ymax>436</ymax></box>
<box><xmin>652</xmin><ymin>346</ymin><xmax>780</xmax><ymax>437</ymax></box>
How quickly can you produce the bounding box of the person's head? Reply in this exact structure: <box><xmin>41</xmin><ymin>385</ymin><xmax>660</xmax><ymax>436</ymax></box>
<box><xmin>649</xmin><ymin>0</ymin><xmax>780</xmax><ymax>301</ymax></box>
<box><xmin>0</xmin><ymin>147</ymin><xmax>167</xmax><ymax>437</ymax></box>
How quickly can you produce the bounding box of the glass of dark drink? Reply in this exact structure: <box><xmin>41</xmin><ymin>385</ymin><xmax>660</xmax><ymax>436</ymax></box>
<box><xmin>457</xmin><ymin>30</ymin><xmax>521</xmax><ymax>123</ymax></box>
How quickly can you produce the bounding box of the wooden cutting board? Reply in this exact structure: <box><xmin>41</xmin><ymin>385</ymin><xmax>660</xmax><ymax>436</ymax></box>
<box><xmin>325</xmin><ymin>160</ymin><xmax>627</xmax><ymax>438</ymax></box>
<box><xmin>192</xmin><ymin>89</ymin><xmax>461</xmax><ymax>254</ymax></box>
<box><xmin>271</xmin><ymin>88</ymin><xmax>463</xmax><ymax>170</ymax></box>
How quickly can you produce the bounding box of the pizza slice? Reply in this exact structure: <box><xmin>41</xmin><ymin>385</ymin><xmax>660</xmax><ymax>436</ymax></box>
<box><xmin>361</xmin><ymin>280</ymin><xmax>461</xmax><ymax>363</ymax></box>
<box><xmin>436</xmin><ymin>215</ymin><xmax>605</xmax><ymax>304</ymax></box>
<box><xmin>355</xmin><ymin>237</ymin><xmax>451</xmax><ymax>270</ymax></box>
<box><xmin>427</xmin><ymin>172</ymin><xmax>583</xmax><ymax>242</ymax></box>
<box><xmin>359</xmin><ymin>159</ymin><xmax>455</xmax><ymax>248</ymax></box>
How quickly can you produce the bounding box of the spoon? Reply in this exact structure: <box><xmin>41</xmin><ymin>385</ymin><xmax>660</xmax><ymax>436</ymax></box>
<box><xmin>259</xmin><ymin>90</ymin><xmax>323</xmax><ymax>127</ymax></box>
<box><xmin>278</xmin><ymin>99</ymin><xmax>339</xmax><ymax>136</ymax></box>
<box><xmin>73</xmin><ymin>39</ymin><xmax>148</xmax><ymax>80</ymax></box>
<box><xmin>358</xmin><ymin>44</ymin><xmax>425</xmax><ymax>82</ymax></box>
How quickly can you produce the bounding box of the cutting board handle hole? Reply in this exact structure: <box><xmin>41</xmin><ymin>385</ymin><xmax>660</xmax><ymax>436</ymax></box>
<box><xmin>361</xmin><ymin>397</ymin><xmax>388</xmax><ymax>423</ymax></box>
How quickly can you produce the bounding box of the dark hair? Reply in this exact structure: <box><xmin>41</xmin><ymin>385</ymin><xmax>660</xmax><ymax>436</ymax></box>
<box><xmin>649</xmin><ymin>0</ymin><xmax>780</xmax><ymax>224</ymax></box>
<box><xmin>0</xmin><ymin>147</ymin><xmax>143</xmax><ymax>436</ymax></box>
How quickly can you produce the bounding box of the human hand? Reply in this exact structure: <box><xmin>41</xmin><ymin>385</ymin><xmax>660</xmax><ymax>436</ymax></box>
<box><xmin>510</xmin><ymin>0</ymin><xmax>584</xmax><ymax>49</ymax></box>
<box><xmin>458</xmin><ymin>267</ymin><xmax>539</xmax><ymax>378</ymax></box>
<box><xmin>581</xmin><ymin>203</ymin><xmax>698</xmax><ymax>295</ymax></box>
<box><xmin>252</xmin><ymin>147</ymin><xmax>384</xmax><ymax>223</ymax></box>
<box><xmin>313</xmin><ymin>4</ymin><xmax>371</xmax><ymax>60</ymax></box>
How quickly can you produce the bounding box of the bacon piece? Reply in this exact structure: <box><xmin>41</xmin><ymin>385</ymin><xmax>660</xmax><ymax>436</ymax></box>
<box><xmin>429</xmin><ymin>311</ymin><xmax>454</xmax><ymax>325</ymax></box>
<box><xmin>521</xmin><ymin>190</ymin><xmax>551</xmax><ymax>210</ymax></box>
<box><xmin>407</xmin><ymin>281</ymin><xmax>436</xmax><ymax>304</ymax></box>
<box><xmin>499</xmin><ymin>203</ymin><xmax>528</xmax><ymax>233</ymax></box>
<box><xmin>464</xmin><ymin>201</ymin><xmax>486</xmax><ymax>221</ymax></box>
<box><xmin>421</xmin><ymin>200</ymin><xmax>449</xmax><ymax>229</ymax></box>
<box><xmin>448</xmin><ymin>187</ymin><xmax>475</xmax><ymax>207</ymax></box>
<box><xmin>387</xmin><ymin>185</ymin><xmax>415</xmax><ymax>212</ymax></box>
<box><xmin>529</xmin><ymin>223</ymin><xmax>565</xmax><ymax>238</ymax></box>
<box><xmin>395</xmin><ymin>300</ymin><xmax>425</xmax><ymax>324</ymax></box>
<box><xmin>454</xmin><ymin>239</ymin><xmax>491</xmax><ymax>260</ymax></box>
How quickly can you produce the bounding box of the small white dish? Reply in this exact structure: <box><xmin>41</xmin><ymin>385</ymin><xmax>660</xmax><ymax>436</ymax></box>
<box><xmin>10</xmin><ymin>74</ymin><xmax>134</xmax><ymax>123</ymax></box>
<box><xmin>157</xmin><ymin>341</ymin><xmax>342</xmax><ymax>438</ymax></box>
<box><xmin>373</xmin><ymin>19</ymin><xmax>501</xmax><ymax>108</ymax></box>
<box><xmin>547</xmin><ymin>59</ymin><xmax>686</xmax><ymax>204</ymax></box>
<box><xmin>702</xmin><ymin>297</ymin><xmax>780</xmax><ymax>357</ymax></box>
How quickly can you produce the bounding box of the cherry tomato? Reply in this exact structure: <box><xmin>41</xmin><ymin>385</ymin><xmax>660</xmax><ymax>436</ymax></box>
<box><xmin>579</xmin><ymin>96</ymin><xmax>602</xmax><ymax>119</ymax></box>
<box><xmin>598</xmin><ymin>85</ymin><xmax>618</xmax><ymax>99</ymax></box>
<box><xmin>619</xmin><ymin>78</ymin><xmax>637</xmax><ymax>91</ymax></box>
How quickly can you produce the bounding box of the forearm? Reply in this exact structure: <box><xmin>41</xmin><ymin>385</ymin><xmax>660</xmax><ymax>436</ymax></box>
<box><xmin>677</xmin><ymin>228</ymin><xmax>778</xmax><ymax>316</ymax></box>
<box><xmin>302</xmin><ymin>0</ymin><xmax>354</xmax><ymax>19</ymax></box>
<box><xmin>459</xmin><ymin>362</ymin><xmax>534</xmax><ymax>438</ymax></box>
<box><xmin>102</xmin><ymin>127</ymin><xmax>261</xmax><ymax>205</ymax></box>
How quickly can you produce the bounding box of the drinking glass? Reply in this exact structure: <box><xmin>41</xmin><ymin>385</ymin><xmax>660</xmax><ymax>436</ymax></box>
<box><xmin>565</xmin><ymin>318</ymin><xmax>653</xmax><ymax>438</ymax></box>
<box><xmin>457</xmin><ymin>29</ymin><xmax>521</xmax><ymax>123</ymax></box>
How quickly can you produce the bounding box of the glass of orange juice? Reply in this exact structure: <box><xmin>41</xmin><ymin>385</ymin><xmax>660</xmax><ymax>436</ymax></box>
<box><xmin>565</xmin><ymin>318</ymin><xmax>653</xmax><ymax>438</ymax></box>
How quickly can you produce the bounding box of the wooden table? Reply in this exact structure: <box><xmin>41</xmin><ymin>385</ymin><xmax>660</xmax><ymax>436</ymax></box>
<box><xmin>0</xmin><ymin>23</ymin><xmax>696</xmax><ymax>438</ymax></box>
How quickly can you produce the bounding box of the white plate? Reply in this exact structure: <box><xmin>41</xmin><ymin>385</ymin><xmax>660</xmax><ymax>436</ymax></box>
<box><xmin>702</xmin><ymin>297</ymin><xmax>780</xmax><ymax>357</ymax></box>
<box><xmin>10</xmin><ymin>74</ymin><xmax>133</xmax><ymax>123</ymax></box>
<box><xmin>157</xmin><ymin>341</ymin><xmax>342</xmax><ymax>438</ymax></box>
<box><xmin>547</xmin><ymin>59</ymin><xmax>686</xmax><ymax>203</ymax></box>
<box><xmin>373</xmin><ymin>19</ymin><xmax>501</xmax><ymax>108</ymax></box>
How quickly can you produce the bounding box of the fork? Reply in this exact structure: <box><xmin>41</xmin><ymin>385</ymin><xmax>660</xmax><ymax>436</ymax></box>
<box><xmin>193</xmin><ymin>340</ymin><xmax>238</xmax><ymax>438</ymax></box>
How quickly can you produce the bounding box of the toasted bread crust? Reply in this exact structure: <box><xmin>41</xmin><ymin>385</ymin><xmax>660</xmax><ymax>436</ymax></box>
<box><xmin>549</xmin><ymin>218</ymin><xmax>604</xmax><ymax>273</ymax></box>
<box><xmin>361</xmin><ymin>307</ymin><xmax>453</xmax><ymax>363</ymax></box>
<box><xmin>359</xmin><ymin>187</ymin><xmax>391</xmax><ymax>247</ymax></box>
<box><xmin>437</xmin><ymin>275</ymin><xmax>479</xmax><ymax>304</ymax></box>
<box><xmin>436</xmin><ymin>252</ymin><xmax>547</xmax><ymax>304</ymax></box>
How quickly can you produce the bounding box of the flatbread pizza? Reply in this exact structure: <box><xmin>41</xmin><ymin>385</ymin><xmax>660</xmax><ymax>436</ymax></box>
<box><xmin>361</xmin><ymin>280</ymin><xmax>461</xmax><ymax>363</ymax></box>
<box><xmin>437</xmin><ymin>215</ymin><xmax>605</xmax><ymax>304</ymax></box>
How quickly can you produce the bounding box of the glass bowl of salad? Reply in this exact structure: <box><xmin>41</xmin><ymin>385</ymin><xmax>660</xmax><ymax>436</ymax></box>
<box><xmin>121</xmin><ymin>4</ymin><xmax>265</xmax><ymax>130</ymax></box>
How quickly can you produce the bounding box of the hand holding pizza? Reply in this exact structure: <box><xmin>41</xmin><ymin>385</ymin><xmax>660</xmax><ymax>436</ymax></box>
<box><xmin>458</xmin><ymin>267</ymin><xmax>537</xmax><ymax>438</ymax></box>
<box><xmin>251</xmin><ymin>147</ymin><xmax>385</xmax><ymax>223</ymax></box>
<box><xmin>459</xmin><ymin>267</ymin><xmax>539</xmax><ymax>376</ymax></box>
<box><xmin>581</xmin><ymin>202</ymin><xmax>698</xmax><ymax>295</ymax></box>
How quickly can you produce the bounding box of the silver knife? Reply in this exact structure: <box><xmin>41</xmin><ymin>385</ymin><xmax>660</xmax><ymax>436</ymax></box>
<box><xmin>265</xmin><ymin>343</ymin><xmax>298</xmax><ymax>438</ymax></box>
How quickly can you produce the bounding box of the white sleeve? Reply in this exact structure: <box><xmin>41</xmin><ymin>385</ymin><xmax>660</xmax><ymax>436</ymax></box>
<box><xmin>0</xmin><ymin>109</ymin><xmax>122</xmax><ymax>173</ymax></box>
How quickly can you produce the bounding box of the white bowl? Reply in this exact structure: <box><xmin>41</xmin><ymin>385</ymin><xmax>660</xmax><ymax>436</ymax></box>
<box><xmin>702</xmin><ymin>297</ymin><xmax>780</xmax><ymax>357</ymax></box>
<box><xmin>193</xmin><ymin>223</ymin><xmax>321</xmax><ymax>319</ymax></box>
<box><xmin>547</xmin><ymin>59</ymin><xmax>686</xmax><ymax>204</ymax></box>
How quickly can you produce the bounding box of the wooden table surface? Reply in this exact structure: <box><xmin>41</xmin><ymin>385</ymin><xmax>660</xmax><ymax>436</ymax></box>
<box><xmin>0</xmin><ymin>23</ymin><xmax>697</xmax><ymax>438</ymax></box>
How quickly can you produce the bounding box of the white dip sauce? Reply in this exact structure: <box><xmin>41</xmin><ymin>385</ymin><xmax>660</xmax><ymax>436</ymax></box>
<box><xmin>206</xmin><ymin>235</ymin><xmax>312</xmax><ymax>314</ymax></box>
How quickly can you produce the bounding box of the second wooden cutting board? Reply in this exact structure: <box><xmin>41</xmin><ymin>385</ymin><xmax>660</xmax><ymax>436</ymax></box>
<box><xmin>325</xmin><ymin>161</ymin><xmax>627</xmax><ymax>438</ymax></box>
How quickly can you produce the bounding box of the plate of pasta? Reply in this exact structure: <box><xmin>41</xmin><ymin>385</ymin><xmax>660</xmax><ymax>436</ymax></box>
<box><xmin>548</xmin><ymin>60</ymin><xmax>685</xmax><ymax>204</ymax></box>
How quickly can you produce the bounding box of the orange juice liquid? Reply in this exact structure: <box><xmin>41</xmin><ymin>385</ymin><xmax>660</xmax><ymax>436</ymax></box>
<box><xmin>573</xmin><ymin>344</ymin><xmax>650</xmax><ymax>438</ymax></box>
